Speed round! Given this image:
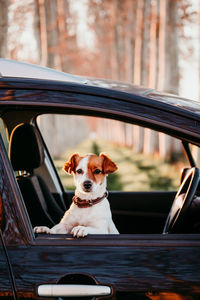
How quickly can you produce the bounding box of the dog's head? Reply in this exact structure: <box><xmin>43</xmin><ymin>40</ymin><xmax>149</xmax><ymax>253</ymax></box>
<box><xmin>63</xmin><ymin>153</ymin><xmax>117</xmax><ymax>195</ymax></box>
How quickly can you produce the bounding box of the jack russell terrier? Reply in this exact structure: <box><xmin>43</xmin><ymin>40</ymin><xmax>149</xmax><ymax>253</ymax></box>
<box><xmin>34</xmin><ymin>153</ymin><xmax>119</xmax><ymax>237</ymax></box>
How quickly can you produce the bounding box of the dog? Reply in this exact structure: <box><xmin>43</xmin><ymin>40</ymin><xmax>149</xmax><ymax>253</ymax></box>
<box><xmin>34</xmin><ymin>153</ymin><xmax>119</xmax><ymax>237</ymax></box>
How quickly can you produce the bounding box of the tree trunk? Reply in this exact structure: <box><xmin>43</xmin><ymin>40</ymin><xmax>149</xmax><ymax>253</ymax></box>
<box><xmin>44</xmin><ymin>0</ymin><xmax>58</xmax><ymax>68</ymax></box>
<box><xmin>57</xmin><ymin>0</ymin><xmax>70</xmax><ymax>72</ymax></box>
<box><xmin>124</xmin><ymin>0</ymin><xmax>137</xmax><ymax>82</ymax></box>
<box><xmin>157</xmin><ymin>0</ymin><xmax>168</xmax><ymax>159</ymax></box>
<box><xmin>133</xmin><ymin>126</ymin><xmax>144</xmax><ymax>154</ymax></box>
<box><xmin>133</xmin><ymin>0</ymin><xmax>144</xmax><ymax>85</ymax></box>
<box><xmin>0</xmin><ymin>0</ymin><xmax>9</xmax><ymax>58</ymax></box>
<box><xmin>148</xmin><ymin>0</ymin><xmax>159</xmax><ymax>88</ymax></box>
<box><xmin>157</xmin><ymin>0</ymin><xmax>179</xmax><ymax>159</ymax></box>
<box><xmin>164</xmin><ymin>0</ymin><xmax>179</xmax><ymax>94</ymax></box>
<box><xmin>141</xmin><ymin>0</ymin><xmax>151</xmax><ymax>86</ymax></box>
<box><xmin>157</xmin><ymin>0</ymin><xmax>166</xmax><ymax>91</ymax></box>
<box><xmin>34</xmin><ymin>0</ymin><xmax>47</xmax><ymax>65</ymax></box>
<box><xmin>141</xmin><ymin>0</ymin><xmax>158</xmax><ymax>155</ymax></box>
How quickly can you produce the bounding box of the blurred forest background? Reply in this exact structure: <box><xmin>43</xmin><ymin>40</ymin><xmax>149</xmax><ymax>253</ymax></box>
<box><xmin>0</xmin><ymin>0</ymin><xmax>200</xmax><ymax>190</ymax></box>
<box><xmin>1</xmin><ymin>0</ymin><xmax>199</xmax><ymax>95</ymax></box>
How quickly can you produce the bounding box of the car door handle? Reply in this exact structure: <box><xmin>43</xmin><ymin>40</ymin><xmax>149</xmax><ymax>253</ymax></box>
<box><xmin>37</xmin><ymin>284</ymin><xmax>111</xmax><ymax>297</ymax></box>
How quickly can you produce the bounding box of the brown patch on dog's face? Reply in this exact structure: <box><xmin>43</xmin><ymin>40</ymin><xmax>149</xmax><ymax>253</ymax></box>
<box><xmin>87</xmin><ymin>154</ymin><xmax>105</xmax><ymax>184</ymax></box>
<box><xmin>63</xmin><ymin>153</ymin><xmax>82</xmax><ymax>174</ymax></box>
<box><xmin>87</xmin><ymin>153</ymin><xmax>118</xmax><ymax>184</ymax></box>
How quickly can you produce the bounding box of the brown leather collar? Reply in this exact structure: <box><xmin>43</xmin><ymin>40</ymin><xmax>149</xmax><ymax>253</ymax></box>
<box><xmin>73</xmin><ymin>192</ymin><xmax>108</xmax><ymax>208</ymax></box>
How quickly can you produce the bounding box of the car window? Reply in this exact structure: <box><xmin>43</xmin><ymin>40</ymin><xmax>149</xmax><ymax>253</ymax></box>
<box><xmin>6</xmin><ymin>112</ymin><xmax>197</xmax><ymax>236</ymax></box>
<box><xmin>4</xmin><ymin>112</ymin><xmax>200</xmax><ymax>236</ymax></box>
<box><xmin>38</xmin><ymin>114</ymin><xmax>186</xmax><ymax>192</ymax></box>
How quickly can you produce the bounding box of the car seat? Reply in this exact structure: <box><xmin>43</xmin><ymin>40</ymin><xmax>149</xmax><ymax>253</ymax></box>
<box><xmin>9</xmin><ymin>123</ymin><xmax>64</xmax><ymax>228</ymax></box>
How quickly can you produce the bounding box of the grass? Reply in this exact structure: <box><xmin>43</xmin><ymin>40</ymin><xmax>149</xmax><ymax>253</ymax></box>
<box><xmin>54</xmin><ymin>138</ymin><xmax>184</xmax><ymax>191</ymax></box>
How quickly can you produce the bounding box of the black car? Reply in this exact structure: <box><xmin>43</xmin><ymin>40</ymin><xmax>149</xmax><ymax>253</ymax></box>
<box><xmin>1</xmin><ymin>58</ymin><xmax>200</xmax><ymax>300</ymax></box>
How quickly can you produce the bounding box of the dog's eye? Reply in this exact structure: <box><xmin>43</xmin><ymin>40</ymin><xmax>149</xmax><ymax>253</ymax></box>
<box><xmin>76</xmin><ymin>169</ymin><xmax>83</xmax><ymax>174</ymax></box>
<box><xmin>94</xmin><ymin>169</ymin><xmax>101</xmax><ymax>175</ymax></box>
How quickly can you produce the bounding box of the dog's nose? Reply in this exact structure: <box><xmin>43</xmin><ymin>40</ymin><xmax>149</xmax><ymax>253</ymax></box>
<box><xmin>83</xmin><ymin>180</ymin><xmax>92</xmax><ymax>190</ymax></box>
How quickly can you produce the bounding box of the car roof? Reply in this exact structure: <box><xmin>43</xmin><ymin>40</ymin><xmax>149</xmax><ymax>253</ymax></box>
<box><xmin>0</xmin><ymin>58</ymin><xmax>87</xmax><ymax>84</ymax></box>
<box><xmin>1</xmin><ymin>59</ymin><xmax>200</xmax><ymax>118</ymax></box>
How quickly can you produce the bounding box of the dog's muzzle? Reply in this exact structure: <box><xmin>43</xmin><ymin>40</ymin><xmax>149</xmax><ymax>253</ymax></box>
<box><xmin>83</xmin><ymin>180</ymin><xmax>92</xmax><ymax>191</ymax></box>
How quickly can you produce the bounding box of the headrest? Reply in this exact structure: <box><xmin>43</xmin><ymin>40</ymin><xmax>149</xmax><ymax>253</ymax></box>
<box><xmin>9</xmin><ymin>123</ymin><xmax>44</xmax><ymax>172</ymax></box>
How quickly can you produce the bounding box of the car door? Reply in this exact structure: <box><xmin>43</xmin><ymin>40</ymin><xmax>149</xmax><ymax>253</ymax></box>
<box><xmin>5</xmin><ymin>225</ymin><xmax>200</xmax><ymax>299</ymax></box>
<box><xmin>1</xmin><ymin>86</ymin><xmax>200</xmax><ymax>299</ymax></box>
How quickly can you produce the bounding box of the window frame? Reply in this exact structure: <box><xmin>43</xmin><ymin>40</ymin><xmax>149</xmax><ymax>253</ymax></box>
<box><xmin>1</xmin><ymin>84</ymin><xmax>200</xmax><ymax>243</ymax></box>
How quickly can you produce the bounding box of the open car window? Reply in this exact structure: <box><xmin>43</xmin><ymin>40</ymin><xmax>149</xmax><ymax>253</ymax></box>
<box><xmin>38</xmin><ymin>114</ymin><xmax>186</xmax><ymax>192</ymax></box>
<box><xmin>6</xmin><ymin>112</ymin><xmax>200</xmax><ymax>237</ymax></box>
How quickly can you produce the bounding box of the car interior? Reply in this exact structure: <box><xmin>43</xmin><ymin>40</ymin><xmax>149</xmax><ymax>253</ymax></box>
<box><xmin>1</xmin><ymin>110</ymin><xmax>200</xmax><ymax>236</ymax></box>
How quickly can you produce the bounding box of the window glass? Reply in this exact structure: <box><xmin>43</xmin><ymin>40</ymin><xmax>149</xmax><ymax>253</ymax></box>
<box><xmin>38</xmin><ymin>114</ymin><xmax>186</xmax><ymax>192</ymax></box>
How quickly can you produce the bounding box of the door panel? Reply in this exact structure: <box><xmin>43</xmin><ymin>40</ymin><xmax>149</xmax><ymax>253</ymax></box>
<box><xmin>7</xmin><ymin>236</ymin><xmax>200</xmax><ymax>299</ymax></box>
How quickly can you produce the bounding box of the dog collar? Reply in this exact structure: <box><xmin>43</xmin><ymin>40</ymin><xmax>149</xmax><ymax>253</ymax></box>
<box><xmin>73</xmin><ymin>191</ymin><xmax>108</xmax><ymax>208</ymax></box>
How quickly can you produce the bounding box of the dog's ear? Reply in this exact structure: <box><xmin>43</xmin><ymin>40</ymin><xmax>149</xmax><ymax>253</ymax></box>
<box><xmin>100</xmin><ymin>153</ymin><xmax>118</xmax><ymax>174</ymax></box>
<box><xmin>63</xmin><ymin>153</ymin><xmax>80</xmax><ymax>174</ymax></box>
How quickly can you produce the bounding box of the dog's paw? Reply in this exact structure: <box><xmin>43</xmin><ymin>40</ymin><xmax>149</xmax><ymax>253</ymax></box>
<box><xmin>71</xmin><ymin>225</ymin><xmax>88</xmax><ymax>238</ymax></box>
<box><xmin>34</xmin><ymin>226</ymin><xmax>51</xmax><ymax>234</ymax></box>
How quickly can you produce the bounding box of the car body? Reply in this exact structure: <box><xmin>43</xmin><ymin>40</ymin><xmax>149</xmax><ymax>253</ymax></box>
<box><xmin>1</xmin><ymin>59</ymin><xmax>200</xmax><ymax>300</ymax></box>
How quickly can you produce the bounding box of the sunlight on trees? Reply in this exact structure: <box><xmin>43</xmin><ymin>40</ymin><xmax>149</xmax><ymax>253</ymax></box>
<box><xmin>0</xmin><ymin>0</ymin><xmax>200</xmax><ymax>159</ymax></box>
